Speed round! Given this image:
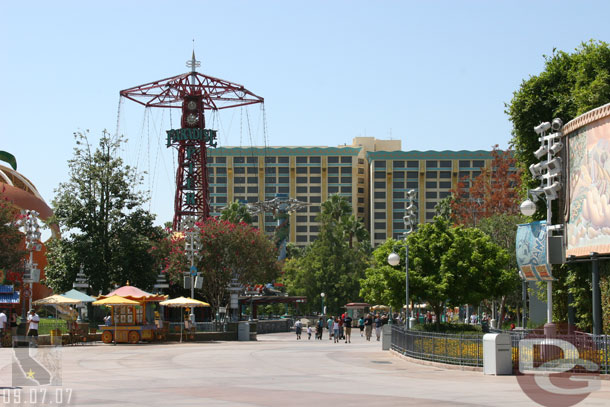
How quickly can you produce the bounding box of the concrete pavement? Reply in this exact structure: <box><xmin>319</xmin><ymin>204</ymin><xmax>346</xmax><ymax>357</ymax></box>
<box><xmin>1</xmin><ymin>331</ymin><xmax>609</xmax><ymax>406</ymax></box>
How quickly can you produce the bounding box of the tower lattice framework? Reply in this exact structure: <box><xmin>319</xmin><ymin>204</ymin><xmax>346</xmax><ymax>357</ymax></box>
<box><xmin>120</xmin><ymin>52</ymin><xmax>264</xmax><ymax>229</ymax></box>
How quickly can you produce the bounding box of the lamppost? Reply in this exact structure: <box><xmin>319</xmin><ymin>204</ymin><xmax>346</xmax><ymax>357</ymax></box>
<box><xmin>520</xmin><ymin>117</ymin><xmax>564</xmax><ymax>335</ymax></box>
<box><xmin>320</xmin><ymin>292</ymin><xmax>325</xmax><ymax>316</ymax></box>
<box><xmin>387</xmin><ymin>189</ymin><xmax>417</xmax><ymax>329</ymax></box>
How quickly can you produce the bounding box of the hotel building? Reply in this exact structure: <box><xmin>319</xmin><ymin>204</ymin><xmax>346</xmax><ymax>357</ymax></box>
<box><xmin>207</xmin><ymin>138</ymin><xmax>493</xmax><ymax>247</ymax></box>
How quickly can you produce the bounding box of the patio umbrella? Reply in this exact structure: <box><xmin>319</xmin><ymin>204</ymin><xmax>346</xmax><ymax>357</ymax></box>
<box><xmin>33</xmin><ymin>294</ymin><xmax>82</xmax><ymax>321</ymax></box>
<box><xmin>92</xmin><ymin>295</ymin><xmax>140</xmax><ymax>345</ymax></box>
<box><xmin>159</xmin><ymin>297</ymin><xmax>210</xmax><ymax>342</ymax></box>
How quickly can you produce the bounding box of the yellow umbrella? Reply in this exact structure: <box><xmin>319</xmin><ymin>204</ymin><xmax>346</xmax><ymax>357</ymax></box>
<box><xmin>92</xmin><ymin>295</ymin><xmax>140</xmax><ymax>345</ymax></box>
<box><xmin>34</xmin><ymin>294</ymin><xmax>82</xmax><ymax>305</ymax></box>
<box><xmin>159</xmin><ymin>297</ymin><xmax>210</xmax><ymax>342</ymax></box>
<box><xmin>34</xmin><ymin>294</ymin><xmax>83</xmax><ymax>323</ymax></box>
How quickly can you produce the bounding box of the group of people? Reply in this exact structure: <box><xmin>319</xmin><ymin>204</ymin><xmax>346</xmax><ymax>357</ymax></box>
<box><xmin>294</xmin><ymin>312</ymin><xmax>390</xmax><ymax>343</ymax></box>
<box><xmin>0</xmin><ymin>309</ymin><xmax>40</xmax><ymax>347</ymax></box>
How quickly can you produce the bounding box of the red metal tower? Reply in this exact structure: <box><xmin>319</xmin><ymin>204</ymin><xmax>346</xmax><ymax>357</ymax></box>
<box><xmin>120</xmin><ymin>52</ymin><xmax>264</xmax><ymax>229</ymax></box>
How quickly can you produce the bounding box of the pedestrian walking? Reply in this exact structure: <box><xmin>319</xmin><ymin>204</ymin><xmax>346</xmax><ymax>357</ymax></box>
<box><xmin>27</xmin><ymin>309</ymin><xmax>40</xmax><ymax>347</ymax></box>
<box><xmin>344</xmin><ymin>314</ymin><xmax>352</xmax><ymax>343</ymax></box>
<box><xmin>332</xmin><ymin>318</ymin><xmax>340</xmax><ymax>343</ymax></box>
<box><xmin>295</xmin><ymin>319</ymin><xmax>302</xmax><ymax>340</ymax></box>
<box><xmin>374</xmin><ymin>314</ymin><xmax>383</xmax><ymax>341</ymax></box>
<box><xmin>364</xmin><ymin>313</ymin><xmax>373</xmax><ymax>341</ymax></box>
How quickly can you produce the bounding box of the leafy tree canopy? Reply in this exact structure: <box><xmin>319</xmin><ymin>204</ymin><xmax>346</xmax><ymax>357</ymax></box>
<box><xmin>45</xmin><ymin>130</ymin><xmax>163</xmax><ymax>294</ymax></box>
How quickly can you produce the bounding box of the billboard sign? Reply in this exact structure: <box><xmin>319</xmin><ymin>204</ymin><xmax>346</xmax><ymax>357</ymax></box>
<box><xmin>564</xmin><ymin>103</ymin><xmax>610</xmax><ymax>257</ymax></box>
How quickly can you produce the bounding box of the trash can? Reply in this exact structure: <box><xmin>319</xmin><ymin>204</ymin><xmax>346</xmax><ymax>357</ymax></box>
<box><xmin>381</xmin><ymin>324</ymin><xmax>391</xmax><ymax>350</ymax></box>
<box><xmin>50</xmin><ymin>329</ymin><xmax>62</xmax><ymax>346</ymax></box>
<box><xmin>238</xmin><ymin>321</ymin><xmax>250</xmax><ymax>341</ymax></box>
<box><xmin>483</xmin><ymin>333</ymin><xmax>512</xmax><ymax>375</ymax></box>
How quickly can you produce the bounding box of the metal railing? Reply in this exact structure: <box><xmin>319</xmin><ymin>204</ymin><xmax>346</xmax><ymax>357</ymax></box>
<box><xmin>168</xmin><ymin>321</ymin><xmax>228</xmax><ymax>333</ymax></box>
<box><xmin>491</xmin><ymin>328</ymin><xmax>609</xmax><ymax>374</ymax></box>
<box><xmin>391</xmin><ymin>325</ymin><xmax>483</xmax><ymax>367</ymax></box>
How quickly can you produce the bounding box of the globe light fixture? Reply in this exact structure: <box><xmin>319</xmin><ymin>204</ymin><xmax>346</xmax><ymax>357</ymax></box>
<box><xmin>387</xmin><ymin>252</ymin><xmax>400</xmax><ymax>267</ymax></box>
<box><xmin>520</xmin><ymin>199</ymin><xmax>536</xmax><ymax>217</ymax></box>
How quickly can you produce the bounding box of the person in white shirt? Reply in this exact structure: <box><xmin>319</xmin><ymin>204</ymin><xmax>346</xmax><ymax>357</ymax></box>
<box><xmin>0</xmin><ymin>310</ymin><xmax>7</xmax><ymax>332</ymax></box>
<box><xmin>27</xmin><ymin>309</ymin><xmax>40</xmax><ymax>347</ymax></box>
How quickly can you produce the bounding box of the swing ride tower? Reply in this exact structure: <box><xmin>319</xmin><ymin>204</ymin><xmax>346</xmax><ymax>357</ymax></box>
<box><xmin>120</xmin><ymin>52</ymin><xmax>264</xmax><ymax>229</ymax></box>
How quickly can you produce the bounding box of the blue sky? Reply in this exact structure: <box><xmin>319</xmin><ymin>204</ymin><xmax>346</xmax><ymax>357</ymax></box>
<box><xmin>1</xmin><ymin>1</ymin><xmax>609</xmax><ymax>225</ymax></box>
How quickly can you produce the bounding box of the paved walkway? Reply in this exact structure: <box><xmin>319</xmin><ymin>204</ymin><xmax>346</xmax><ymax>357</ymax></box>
<box><xmin>1</xmin><ymin>331</ymin><xmax>609</xmax><ymax>406</ymax></box>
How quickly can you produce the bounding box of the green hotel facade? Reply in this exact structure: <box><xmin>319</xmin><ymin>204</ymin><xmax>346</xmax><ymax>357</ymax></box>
<box><xmin>207</xmin><ymin>137</ymin><xmax>494</xmax><ymax>247</ymax></box>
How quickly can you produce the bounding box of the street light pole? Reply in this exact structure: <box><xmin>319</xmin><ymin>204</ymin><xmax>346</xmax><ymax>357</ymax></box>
<box><xmin>388</xmin><ymin>189</ymin><xmax>417</xmax><ymax>329</ymax></box>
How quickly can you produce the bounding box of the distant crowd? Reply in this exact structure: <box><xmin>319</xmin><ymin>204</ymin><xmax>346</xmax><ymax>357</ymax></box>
<box><xmin>293</xmin><ymin>313</ymin><xmax>390</xmax><ymax>343</ymax></box>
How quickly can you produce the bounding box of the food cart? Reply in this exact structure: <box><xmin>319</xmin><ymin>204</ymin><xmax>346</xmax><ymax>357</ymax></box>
<box><xmin>94</xmin><ymin>284</ymin><xmax>167</xmax><ymax>344</ymax></box>
<box><xmin>344</xmin><ymin>302</ymin><xmax>370</xmax><ymax>320</ymax></box>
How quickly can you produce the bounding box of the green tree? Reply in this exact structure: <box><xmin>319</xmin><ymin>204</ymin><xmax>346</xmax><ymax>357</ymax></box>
<box><xmin>220</xmin><ymin>200</ymin><xmax>253</xmax><ymax>224</ymax></box>
<box><xmin>508</xmin><ymin>41</ymin><xmax>610</xmax><ymax>194</ymax></box>
<box><xmin>163</xmin><ymin>218</ymin><xmax>280</xmax><ymax>311</ymax></box>
<box><xmin>506</xmin><ymin>40</ymin><xmax>610</xmax><ymax>328</ymax></box>
<box><xmin>45</xmin><ymin>130</ymin><xmax>163</xmax><ymax>293</ymax></box>
<box><xmin>359</xmin><ymin>239</ymin><xmax>407</xmax><ymax>310</ymax></box>
<box><xmin>399</xmin><ymin>218</ymin><xmax>510</xmax><ymax>327</ymax></box>
<box><xmin>282</xmin><ymin>195</ymin><xmax>369</xmax><ymax>314</ymax></box>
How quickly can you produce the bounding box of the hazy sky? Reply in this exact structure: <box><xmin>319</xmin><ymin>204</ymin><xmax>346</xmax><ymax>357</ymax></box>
<box><xmin>2</xmin><ymin>1</ymin><xmax>609</xmax><ymax>225</ymax></box>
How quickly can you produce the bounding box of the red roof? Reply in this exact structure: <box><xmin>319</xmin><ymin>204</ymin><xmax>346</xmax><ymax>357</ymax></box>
<box><xmin>99</xmin><ymin>284</ymin><xmax>167</xmax><ymax>302</ymax></box>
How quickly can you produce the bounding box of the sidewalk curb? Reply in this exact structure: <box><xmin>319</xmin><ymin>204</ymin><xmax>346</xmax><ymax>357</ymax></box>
<box><xmin>390</xmin><ymin>349</ymin><xmax>483</xmax><ymax>372</ymax></box>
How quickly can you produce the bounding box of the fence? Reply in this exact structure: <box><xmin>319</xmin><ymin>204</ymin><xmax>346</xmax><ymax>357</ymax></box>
<box><xmin>491</xmin><ymin>328</ymin><xmax>610</xmax><ymax>375</ymax></box>
<box><xmin>168</xmin><ymin>321</ymin><xmax>228</xmax><ymax>333</ymax></box>
<box><xmin>391</xmin><ymin>325</ymin><xmax>483</xmax><ymax>367</ymax></box>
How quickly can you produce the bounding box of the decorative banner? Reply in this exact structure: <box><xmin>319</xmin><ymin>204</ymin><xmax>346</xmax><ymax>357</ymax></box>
<box><xmin>516</xmin><ymin>221</ymin><xmax>554</xmax><ymax>281</ymax></box>
<box><xmin>565</xmin><ymin>107</ymin><xmax>610</xmax><ymax>257</ymax></box>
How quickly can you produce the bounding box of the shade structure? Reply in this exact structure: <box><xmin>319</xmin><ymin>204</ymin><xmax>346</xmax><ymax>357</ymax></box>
<box><xmin>60</xmin><ymin>289</ymin><xmax>97</xmax><ymax>303</ymax></box>
<box><xmin>159</xmin><ymin>297</ymin><xmax>210</xmax><ymax>343</ymax></box>
<box><xmin>92</xmin><ymin>295</ymin><xmax>140</xmax><ymax>306</ymax></box>
<box><xmin>33</xmin><ymin>294</ymin><xmax>82</xmax><ymax>306</ymax></box>
<box><xmin>98</xmin><ymin>284</ymin><xmax>167</xmax><ymax>302</ymax></box>
<box><xmin>159</xmin><ymin>297</ymin><xmax>210</xmax><ymax>307</ymax></box>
